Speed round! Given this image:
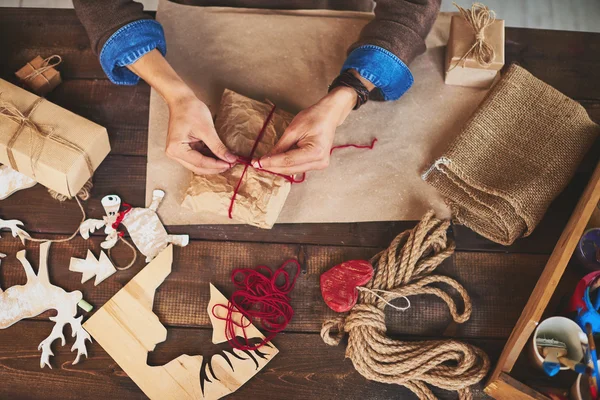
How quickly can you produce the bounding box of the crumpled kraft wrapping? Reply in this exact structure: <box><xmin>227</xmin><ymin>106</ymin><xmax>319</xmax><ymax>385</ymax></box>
<box><xmin>182</xmin><ymin>89</ymin><xmax>294</xmax><ymax>228</ymax></box>
<box><xmin>147</xmin><ymin>2</ymin><xmax>491</xmax><ymax>225</ymax></box>
<box><xmin>0</xmin><ymin>78</ymin><xmax>110</xmax><ymax>197</ymax></box>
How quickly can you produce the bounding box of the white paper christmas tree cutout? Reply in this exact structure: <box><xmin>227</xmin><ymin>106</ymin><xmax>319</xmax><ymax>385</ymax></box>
<box><xmin>69</xmin><ymin>250</ymin><xmax>117</xmax><ymax>286</ymax></box>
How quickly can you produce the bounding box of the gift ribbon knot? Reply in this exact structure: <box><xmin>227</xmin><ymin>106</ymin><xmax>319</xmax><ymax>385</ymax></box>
<box><xmin>450</xmin><ymin>2</ymin><xmax>497</xmax><ymax>69</ymax></box>
<box><xmin>0</xmin><ymin>95</ymin><xmax>94</xmax><ymax>196</ymax></box>
<box><xmin>23</xmin><ymin>55</ymin><xmax>62</xmax><ymax>83</ymax></box>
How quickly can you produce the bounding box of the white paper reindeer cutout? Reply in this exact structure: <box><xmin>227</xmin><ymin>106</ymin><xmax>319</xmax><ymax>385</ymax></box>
<box><xmin>69</xmin><ymin>250</ymin><xmax>116</xmax><ymax>286</ymax></box>
<box><xmin>79</xmin><ymin>190</ymin><xmax>189</xmax><ymax>262</ymax></box>
<box><xmin>0</xmin><ymin>164</ymin><xmax>36</xmax><ymax>200</ymax></box>
<box><xmin>0</xmin><ymin>242</ymin><xmax>91</xmax><ymax>368</ymax></box>
<box><xmin>0</xmin><ymin>217</ymin><xmax>31</xmax><ymax>244</ymax></box>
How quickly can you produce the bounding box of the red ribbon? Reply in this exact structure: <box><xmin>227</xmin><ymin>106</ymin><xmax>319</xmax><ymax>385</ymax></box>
<box><xmin>211</xmin><ymin>259</ymin><xmax>300</xmax><ymax>351</ymax></box>
<box><xmin>227</xmin><ymin>104</ymin><xmax>378</xmax><ymax>219</ymax></box>
<box><xmin>111</xmin><ymin>203</ymin><xmax>132</xmax><ymax>237</ymax></box>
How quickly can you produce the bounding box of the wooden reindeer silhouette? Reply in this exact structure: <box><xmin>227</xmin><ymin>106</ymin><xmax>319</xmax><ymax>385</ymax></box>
<box><xmin>0</xmin><ymin>242</ymin><xmax>91</xmax><ymax>368</ymax></box>
<box><xmin>84</xmin><ymin>245</ymin><xmax>278</xmax><ymax>400</ymax></box>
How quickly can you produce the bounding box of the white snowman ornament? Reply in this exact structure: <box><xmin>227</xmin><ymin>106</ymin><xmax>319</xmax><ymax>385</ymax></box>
<box><xmin>80</xmin><ymin>190</ymin><xmax>189</xmax><ymax>262</ymax></box>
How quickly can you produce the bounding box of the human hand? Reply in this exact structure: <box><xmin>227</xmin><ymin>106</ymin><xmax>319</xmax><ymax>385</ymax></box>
<box><xmin>253</xmin><ymin>86</ymin><xmax>357</xmax><ymax>175</ymax></box>
<box><xmin>166</xmin><ymin>94</ymin><xmax>237</xmax><ymax>174</ymax></box>
<box><xmin>127</xmin><ymin>49</ymin><xmax>236</xmax><ymax>174</ymax></box>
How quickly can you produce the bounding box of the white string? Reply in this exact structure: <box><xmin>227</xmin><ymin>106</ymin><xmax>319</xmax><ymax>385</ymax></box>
<box><xmin>357</xmin><ymin>287</ymin><xmax>411</xmax><ymax>311</ymax></box>
<box><xmin>421</xmin><ymin>157</ymin><xmax>452</xmax><ymax>180</ymax></box>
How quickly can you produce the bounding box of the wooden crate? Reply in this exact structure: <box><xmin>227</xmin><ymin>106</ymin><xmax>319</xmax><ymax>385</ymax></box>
<box><xmin>484</xmin><ymin>160</ymin><xmax>600</xmax><ymax>399</ymax></box>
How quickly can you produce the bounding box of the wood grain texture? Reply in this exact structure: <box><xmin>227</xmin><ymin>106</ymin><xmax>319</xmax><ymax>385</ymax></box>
<box><xmin>0</xmin><ymin>235</ymin><xmax>546</xmax><ymax>338</ymax></box>
<box><xmin>487</xmin><ymin>161</ymin><xmax>600</xmax><ymax>386</ymax></box>
<box><xmin>485</xmin><ymin>373</ymin><xmax>550</xmax><ymax>400</ymax></box>
<box><xmin>0</xmin><ymin>320</ymin><xmax>504</xmax><ymax>400</ymax></box>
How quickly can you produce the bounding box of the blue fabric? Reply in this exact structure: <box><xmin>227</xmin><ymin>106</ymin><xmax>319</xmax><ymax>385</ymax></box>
<box><xmin>99</xmin><ymin>19</ymin><xmax>167</xmax><ymax>85</ymax></box>
<box><xmin>342</xmin><ymin>45</ymin><xmax>414</xmax><ymax>101</ymax></box>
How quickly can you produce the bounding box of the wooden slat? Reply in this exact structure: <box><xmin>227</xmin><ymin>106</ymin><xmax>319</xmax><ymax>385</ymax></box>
<box><xmin>1</xmin><ymin>157</ymin><xmax>595</xmax><ymax>252</ymax></box>
<box><xmin>486</xmin><ymin>160</ymin><xmax>600</xmax><ymax>388</ymax></box>
<box><xmin>485</xmin><ymin>373</ymin><xmax>550</xmax><ymax>400</ymax></box>
<box><xmin>505</xmin><ymin>28</ymin><xmax>600</xmax><ymax>100</ymax></box>
<box><xmin>0</xmin><ymin>235</ymin><xmax>546</xmax><ymax>338</ymax></box>
<box><xmin>0</xmin><ymin>9</ymin><xmax>105</xmax><ymax>80</ymax></box>
<box><xmin>0</xmin><ymin>320</ymin><xmax>502</xmax><ymax>400</ymax></box>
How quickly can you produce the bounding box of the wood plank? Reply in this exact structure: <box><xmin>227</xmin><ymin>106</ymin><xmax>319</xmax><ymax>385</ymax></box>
<box><xmin>2</xmin><ymin>156</ymin><xmax>595</xmax><ymax>252</ymax></box>
<box><xmin>0</xmin><ymin>8</ymin><xmax>105</xmax><ymax>80</ymax></box>
<box><xmin>487</xmin><ymin>160</ymin><xmax>600</xmax><ymax>385</ymax></box>
<box><xmin>0</xmin><ymin>235</ymin><xmax>546</xmax><ymax>338</ymax></box>
<box><xmin>485</xmin><ymin>373</ymin><xmax>550</xmax><ymax>400</ymax></box>
<box><xmin>2</xmin><ymin>9</ymin><xmax>600</xmax><ymax>101</ymax></box>
<box><xmin>0</xmin><ymin>320</ymin><xmax>502</xmax><ymax>400</ymax></box>
<box><xmin>505</xmin><ymin>28</ymin><xmax>600</xmax><ymax>100</ymax></box>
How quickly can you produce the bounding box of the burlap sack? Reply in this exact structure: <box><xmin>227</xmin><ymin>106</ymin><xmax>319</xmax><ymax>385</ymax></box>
<box><xmin>182</xmin><ymin>89</ymin><xmax>294</xmax><ymax>228</ymax></box>
<box><xmin>424</xmin><ymin>64</ymin><xmax>600</xmax><ymax>245</ymax></box>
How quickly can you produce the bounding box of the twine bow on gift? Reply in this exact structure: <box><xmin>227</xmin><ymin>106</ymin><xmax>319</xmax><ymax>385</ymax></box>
<box><xmin>22</xmin><ymin>55</ymin><xmax>62</xmax><ymax>83</ymax></box>
<box><xmin>450</xmin><ymin>2</ymin><xmax>497</xmax><ymax>70</ymax></box>
<box><xmin>0</xmin><ymin>97</ymin><xmax>94</xmax><ymax>196</ymax></box>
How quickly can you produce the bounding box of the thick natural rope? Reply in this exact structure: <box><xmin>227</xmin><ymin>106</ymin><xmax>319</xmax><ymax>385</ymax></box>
<box><xmin>321</xmin><ymin>211</ymin><xmax>490</xmax><ymax>400</ymax></box>
<box><xmin>22</xmin><ymin>55</ymin><xmax>62</xmax><ymax>82</ymax></box>
<box><xmin>449</xmin><ymin>2</ymin><xmax>497</xmax><ymax>70</ymax></box>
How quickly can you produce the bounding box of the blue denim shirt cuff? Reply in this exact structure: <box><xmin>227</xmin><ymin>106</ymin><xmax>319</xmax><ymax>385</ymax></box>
<box><xmin>342</xmin><ymin>45</ymin><xmax>414</xmax><ymax>101</ymax></box>
<box><xmin>99</xmin><ymin>20</ymin><xmax>167</xmax><ymax>85</ymax></box>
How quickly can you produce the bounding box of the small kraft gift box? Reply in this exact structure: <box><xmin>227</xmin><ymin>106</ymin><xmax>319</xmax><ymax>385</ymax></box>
<box><xmin>15</xmin><ymin>55</ymin><xmax>62</xmax><ymax>96</ymax></box>
<box><xmin>445</xmin><ymin>3</ymin><xmax>505</xmax><ymax>89</ymax></box>
<box><xmin>0</xmin><ymin>78</ymin><xmax>110</xmax><ymax>198</ymax></box>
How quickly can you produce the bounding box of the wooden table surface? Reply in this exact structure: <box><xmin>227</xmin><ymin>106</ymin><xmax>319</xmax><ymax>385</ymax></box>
<box><xmin>0</xmin><ymin>8</ymin><xmax>599</xmax><ymax>400</ymax></box>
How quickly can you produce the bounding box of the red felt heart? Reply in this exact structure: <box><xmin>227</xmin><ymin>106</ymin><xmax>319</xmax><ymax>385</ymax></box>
<box><xmin>320</xmin><ymin>260</ymin><xmax>374</xmax><ymax>313</ymax></box>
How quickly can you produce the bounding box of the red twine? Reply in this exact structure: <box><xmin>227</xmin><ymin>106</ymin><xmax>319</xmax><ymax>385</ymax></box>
<box><xmin>111</xmin><ymin>203</ymin><xmax>132</xmax><ymax>237</ymax></box>
<box><xmin>227</xmin><ymin>104</ymin><xmax>378</xmax><ymax>219</ymax></box>
<box><xmin>211</xmin><ymin>259</ymin><xmax>301</xmax><ymax>351</ymax></box>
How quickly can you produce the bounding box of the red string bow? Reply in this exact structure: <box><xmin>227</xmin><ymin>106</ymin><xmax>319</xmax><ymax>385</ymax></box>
<box><xmin>227</xmin><ymin>103</ymin><xmax>377</xmax><ymax>219</ymax></box>
<box><xmin>111</xmin><ymin>203</ymin><xmax>132</xmax><ymax>237</ymax></box>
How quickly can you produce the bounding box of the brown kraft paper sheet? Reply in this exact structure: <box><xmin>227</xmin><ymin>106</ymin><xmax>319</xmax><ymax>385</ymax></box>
<box><xmin>148</xmin><ymin>2</ymin><xmax>489</xmax><ymax>225</ymax></box>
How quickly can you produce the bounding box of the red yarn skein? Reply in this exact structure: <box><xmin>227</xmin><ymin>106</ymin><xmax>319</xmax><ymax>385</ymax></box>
<box><xmin>212</xmin><ymin>259</ymin><xmax>301</xmax><ymax>351</ymax></box>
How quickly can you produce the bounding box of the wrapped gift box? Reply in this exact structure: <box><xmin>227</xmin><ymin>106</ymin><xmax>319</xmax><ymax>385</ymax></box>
<box><xmin>0</xmin><ymin>78</ymin><xmax>110</xmax><ymax>197</ymax></box>
<box><xmin>182</xmin><ymin>89</ymin><xmax>294</xmax><ymax>229</ymax></box>
<box><xmin>445</xmin><ymin>13</ymin><xmax>505</xmax><ymax>88</ymax></box>
<box><xmin>15</xmin><ymin>55</ymin><xmax>62</xmax><ymax>96</ymax></box>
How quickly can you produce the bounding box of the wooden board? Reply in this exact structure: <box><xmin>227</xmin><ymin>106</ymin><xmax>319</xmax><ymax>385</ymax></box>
<box><xmin>0</xmin><ymin>7</ymin><xmax>599</xmax><ymax>400</ymax></box>
<box><xmin>485</xmin><ymin>160</ymin><xmax>600</xmax><ymax>395</ymax></box>
<box><xmin>84</xmin><ymin>246</ymin><xmax>278</xmax><ymax>400</ymax></box>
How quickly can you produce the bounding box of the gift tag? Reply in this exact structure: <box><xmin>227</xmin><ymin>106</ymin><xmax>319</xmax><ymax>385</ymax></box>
<box><xmin>320</xmin><ymin>260</ymin><xmax>374</xmax><ymax>312</ymax></box>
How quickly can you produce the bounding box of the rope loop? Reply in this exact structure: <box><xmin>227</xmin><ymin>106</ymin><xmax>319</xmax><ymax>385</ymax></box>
<box><xmin>320</xmin><ymin>211</ymin><xmax>490</xmax><ymax>399</ymax></box>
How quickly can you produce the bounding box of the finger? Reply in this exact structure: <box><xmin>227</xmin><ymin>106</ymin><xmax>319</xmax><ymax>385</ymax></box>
<box><xmin>170</xmin><ymin>144</ymin><xmax>232</xmax><ymax>169</ymax></box>
<box><xmin>269</xmin><ymin>129</ymin><xmax>301</xmax><ymax>156</ymax></box>
<box><xmin>260</xmin><ymin>159</ymin><xmax>328</xmax><ymax>175</ymax></box>
<box><xmin>200</xmin><ymin>129</ymin><xmax>237</xmax><ymax>163</ymax></box>
<box><xmin>253</xmin><ymin>147</ymin><xmax>320</xmax><ymax>170</ymax></box>
<box><xmin>176</xmin><ymin>157</ymin><xmax>230</xmax><ymax>175</ymax></box>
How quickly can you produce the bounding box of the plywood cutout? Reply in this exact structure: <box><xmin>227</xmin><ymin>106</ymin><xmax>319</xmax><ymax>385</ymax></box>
<box><xmin>0</xmin><ymin>242</ymin><xmax>91</xmax><ymax>368</ymax></box>
<box><xmin>0</xmin><ymin>164</ymin><xmax>36</xmax><ymax>200</ymax></box>
<box><xmin>80</xmin><ymin>190</ymin><xmax>189</xmax><ymax>262</ymax></box>
<box><xmin>0</xmin><ymin>217</ymin><xmax>31</xmax><ymax>244</ymax></box>
<box><xmin>69</xmin><ymin>250</ymin><xmax>116</xmax><ymax>286</ymax></box>
<box><xmin>83</xmin><ymin>245</ymin><xmax>278</xmax><ymax>400</ymax></box>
